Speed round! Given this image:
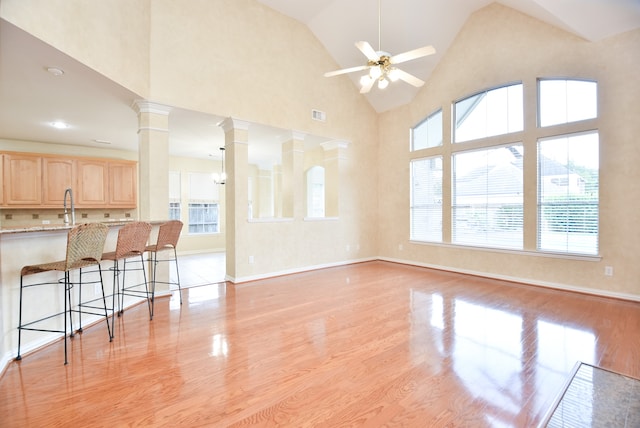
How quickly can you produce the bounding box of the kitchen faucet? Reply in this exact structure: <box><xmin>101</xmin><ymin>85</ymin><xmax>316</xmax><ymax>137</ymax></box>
<box><xmin>63</xmin><ymin>188</ymin><xmax>75</xmax><ymax>225</ymax></box>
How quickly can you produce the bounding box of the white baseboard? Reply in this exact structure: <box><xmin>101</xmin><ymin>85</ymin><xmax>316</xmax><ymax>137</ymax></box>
<box><xmin>225</xmin><ymin>257</ymin><xmax>377</xmax><ymax>284</ymax></box>
<box><xmin>378</xmin><ymin>256</ymin><xmax>640</xmax><ymax>303</ymax></box>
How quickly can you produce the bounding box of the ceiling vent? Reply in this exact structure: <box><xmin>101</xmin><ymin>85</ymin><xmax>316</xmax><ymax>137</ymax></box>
<box><xmin>311</xmin><ymin>109</ymin><xmax>326</xmax><ymax>122</ymax></box>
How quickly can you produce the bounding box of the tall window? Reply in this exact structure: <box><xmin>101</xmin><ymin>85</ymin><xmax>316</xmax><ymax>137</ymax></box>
<box><xmin>538</xmin><ymin>132</ymin><xmax>599</xmax><ymax>255</ymax></box>
<box><xmin>410</xmin><ymin>156</ymin><xmax>443</xmax><ymax>242</ymax></box>
<box><xmin>188</xmin><ymin>172</ymin><xmax>220</xmax><ymax>234</ymax></box>
<box><xmin>454</xmin><ymin>83</ymin><xmax>523</xmax><ymax>143</ymax></box>
<box><xmin>452</xmin><ymin>145</ymin><xmax>523</xmax><ymax>249</ymax></box>
<box><xmin>537</xmin><ymin>79</ymin><xmax>598</xmax><ymax>255</ymax></box>
<box><xmin>412</xmin><ymin>109</ymin><xmax>443</xmax><ymax>151</ymax></box>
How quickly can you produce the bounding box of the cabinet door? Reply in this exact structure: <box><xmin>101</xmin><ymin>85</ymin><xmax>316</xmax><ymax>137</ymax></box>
<box><xmin>109</xmin><ymin>161</ymin><xmax>137</xmax><ymax>207</ymax></box>
<box><xmin>42</xmin><ymin>157</ymin><xmax>75</xmax><ymax>206</ymax></box>
<box><xmin>76</xmin><ymin>160</ymin><xmax>108</xmax><ymax>207</ymax></box>
<box><xmin>3</xmin><ymin>154</ymin><xmax>42</xmax><ymax>205</ymax></box>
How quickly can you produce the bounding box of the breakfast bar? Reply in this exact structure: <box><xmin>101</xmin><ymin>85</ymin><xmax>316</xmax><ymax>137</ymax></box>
<box><xmin>0</xmin><ymin>220</ymin><xmax>171</xmax><ymax>367</ymax></box>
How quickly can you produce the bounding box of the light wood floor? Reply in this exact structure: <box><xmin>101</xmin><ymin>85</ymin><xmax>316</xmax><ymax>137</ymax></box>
<box><xmin>1</xmin><ymin>259</ymin><xmax>639</xmax><ymax>427</ymax></box>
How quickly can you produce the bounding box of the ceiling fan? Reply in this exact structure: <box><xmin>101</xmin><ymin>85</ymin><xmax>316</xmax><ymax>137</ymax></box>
<box><xmin>324</xmin><ymin>0</ymin><xmax>436</xmax><ymax>93</ymax></box>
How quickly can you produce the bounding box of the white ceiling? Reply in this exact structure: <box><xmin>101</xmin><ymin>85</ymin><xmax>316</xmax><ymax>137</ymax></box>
<box><xmin>0</xmin><ymin>1</ymin><xmax>638</xmax><ymax>160</ymax></box>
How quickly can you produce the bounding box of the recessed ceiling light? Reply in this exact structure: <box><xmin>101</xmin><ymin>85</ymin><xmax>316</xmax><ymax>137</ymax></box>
<box><xmin>45</xmin><ymin>66</ymin><xmax>65</xmax><ymax>76</ymax></box>
<box><xmin>51</xmin><ymin>121</ymin><xmax>69</xmax><ymax>129</ymax></box>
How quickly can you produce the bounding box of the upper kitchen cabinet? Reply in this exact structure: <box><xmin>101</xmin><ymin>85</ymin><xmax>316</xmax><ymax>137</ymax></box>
<box><xmin>109</xmin><ymin>161</ymin><xmax>137</xmax><ymax>207</ymax></box>
<box><xmin>3</xmin><ymin>153</ymin><xmax>42</xmax><ymax>206</ymax></box>
<box><xmin>0</xmin><ymin>152</ymin><xmax>137</xmax><ymax>209</ymax></box>
<box><xmin>76</xmin><ymin>159</ymin><xmax>108</xmax><ymax>207</ymax></box>
<box><xmin>42</xmin><ymin>157</ymin><xmax>75</xmax><ymax>207</ymax></box>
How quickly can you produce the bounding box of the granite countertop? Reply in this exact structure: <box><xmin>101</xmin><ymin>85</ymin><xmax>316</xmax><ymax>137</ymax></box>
<box><xmin>0</xmin><ymin>219</ymin><xmax>168</xmax><ymax>235</ymax></box>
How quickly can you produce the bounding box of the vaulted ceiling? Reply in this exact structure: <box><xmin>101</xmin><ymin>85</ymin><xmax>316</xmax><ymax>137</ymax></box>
<box><xmin>257</xmin><ymin>0</ymin><xmax>640</xmax><ymax>112</ymax></box>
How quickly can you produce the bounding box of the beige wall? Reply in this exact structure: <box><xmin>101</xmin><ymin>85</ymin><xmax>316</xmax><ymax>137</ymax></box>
<box><xmin>378</xmin><ymin>4</ymin><xmax>640</xmax><ymax>299</ymax></box>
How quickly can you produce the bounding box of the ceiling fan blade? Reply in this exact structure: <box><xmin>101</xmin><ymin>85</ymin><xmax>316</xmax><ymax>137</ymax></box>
<box><xmin>324</xmin><ymin>65</ymin><xmax>370</xmax><ymax>77</ymax></box>
<box><xmin>389</xmin><ymin>45</ymin><xmax>436</xmax><ymax>64</ymax></box>
<box><xmin>360</xmin><ymin>77</ymin><xmax>376</xmax><ymax>94</ymax></box>
<box><xmin>355</xmin><ymin>41</ymin><xmax>379</xmax><ymax>61</ymax></box>
<box><xmin>393</xmin><ymin>68</ymin><xmax>425</xmax><ymax>87</ymax></box>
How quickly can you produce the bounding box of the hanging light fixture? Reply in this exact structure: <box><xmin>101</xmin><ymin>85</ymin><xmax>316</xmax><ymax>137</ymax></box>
<box><xmin>213</xmin><ymin>147</ymin><xmax>226</xmax><ymax>185</ymax></box>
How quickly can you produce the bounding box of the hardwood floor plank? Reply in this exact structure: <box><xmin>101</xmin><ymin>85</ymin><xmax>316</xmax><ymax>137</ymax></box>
<box><xmin>1</xmin><ymin>260</ymin><xmax>639</xmax><ymax>427</ymax></box>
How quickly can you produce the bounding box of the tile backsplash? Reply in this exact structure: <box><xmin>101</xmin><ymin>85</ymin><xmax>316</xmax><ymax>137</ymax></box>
<box><xmin>1</xmin><ymin>209</ymin><xmax>135</xmax><ymax>227</ymax></box>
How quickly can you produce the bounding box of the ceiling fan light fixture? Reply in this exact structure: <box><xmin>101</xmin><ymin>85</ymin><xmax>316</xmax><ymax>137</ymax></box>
<box><xmin>378</xmin><ymin>77</ymin><xmax>389</xmax><ymax>90</ymax></box>
<box><xmin>388</xmin><ymin>68</ymin><xmax>400</xmax><ymax>82</ymax></box>
<box><xmin>359</xmin><ymin>74</ymin><xmax>373</xmax><ymax>86</ymax></box>
<box><xmin>369</xmin><ymin>66</ymin><xmax>382</xmax><ymax>79</ymax></box>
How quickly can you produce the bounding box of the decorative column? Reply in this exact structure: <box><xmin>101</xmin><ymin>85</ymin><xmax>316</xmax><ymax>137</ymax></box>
<box><xmin>281</xmin><ymin>130</ymin><xmax>306</xmax><ymax>219</ymax></box>
<box><xmin>132</xmin><ymin>100</ymin><xmax>171</xmax><ymax>221</ymax></box>
<box><xmin>321</xmin><ymin>140</ymin><xmax>349</xmax><ymax>217</ymax></box>
<box><xmin>219</xmin><ymin>117</ymin><xmax>249</xmax><ymax>282</ymax></box>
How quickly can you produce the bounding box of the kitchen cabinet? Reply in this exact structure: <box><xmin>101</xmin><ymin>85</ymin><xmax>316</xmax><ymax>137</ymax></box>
<box><xmin>76</xmin><ymin>159</ymin><xmax>108</xmax><ymax>207</ymax></box>
<box><xmin>109</xmin><ymin>161</ymin><xmax>137</xmax><ymax>207</ymax></box>
<box><xmin>0</xmin><ymin>152</ymin><xmax>137</xmax><ymax>209</ymax></box>
<box><xmin>42</xmin><ymin>157</ymin><xmax>75</xmax><ymax>207</ymax></box>
<box><xmin>3</xmin><ymin>153</ymin><xmax>42</xmax><ymax>206</ymax></box>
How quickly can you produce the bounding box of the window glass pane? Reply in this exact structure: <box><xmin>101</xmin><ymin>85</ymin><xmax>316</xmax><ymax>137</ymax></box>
<box><xmin>188</xmin><ymin>203</ymin><xmax>219</xmax><ymax>234</ymax></box>
<box><xmin>169</xmin><ymin>202</ymin><xmax>181</xmax><ymax>220</ymax></box>
<box><xmin>538</xmin><ymin>132</ymin><xmax>599</xmax><ymax>255</ymax></box>
<box><xmin>454</xmin><ymin>84</ymin><xmax>523</xmax><ymax>143</ymax></box>
<box><xmin>452</xmin><ymin>145</ymin><xmax>523</xmax><ymax>249</ymax></box>
<box><xmin>410</xmin><ymin>156</ymin><xmax>443</xmax><ymax>242</ymax></box>
<box><xmin>412</xmin><ymin>109</ymin><xmax>443</xmax><ymax>151</ymax></box>
<box><xmin>539</xmin><ymin>79</ymin><xmax>597</xmax><ymax>127</ymax></box>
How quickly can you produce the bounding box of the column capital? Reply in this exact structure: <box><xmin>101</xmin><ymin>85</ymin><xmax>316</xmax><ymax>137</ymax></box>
<box><xmin>131</xmin><ymin>100</ymin><xmax>172</xmax><ymax>116</ymax></box>
<box><xmin>219</xmin><ymin>117</ymin><xmax>250</xmax><ymax>133</ymax></box>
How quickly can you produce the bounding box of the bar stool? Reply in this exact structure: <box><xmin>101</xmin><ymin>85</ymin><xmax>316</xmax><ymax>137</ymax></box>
<box><xmin>15</xmin><ymin>223</ymin><xmax>110</xmax><ymax>365</ymax></box>
<box><xmin>101</xmin><ymin>221</ymin><xmax>152</xmax><ymax>336</ymax></box>
<box><xmin>145</xmin><ymin>220</ymin><xmax>184</xmax><ymax>315</ymax></box>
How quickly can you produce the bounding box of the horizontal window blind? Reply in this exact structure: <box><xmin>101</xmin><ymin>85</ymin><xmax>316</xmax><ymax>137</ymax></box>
<box><xmin>410</xmin><ymin>156</ymin><xmax>443</xmax><ymax>242</ymax></box>
<box><xmin>538</xmin><ymin>132</ymin><xmax>599</xmax><ymax>255</ymax></box>
<box><xmin>452</xmin><ymin>145</ymin><xmax>523</xmax><ymax>249</ymax></box>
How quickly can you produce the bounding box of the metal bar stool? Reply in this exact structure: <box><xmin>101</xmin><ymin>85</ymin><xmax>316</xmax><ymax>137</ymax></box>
<box><xmin>101</xmin><ymin>221</ymin><xmax>152</xmax><ymax>337</ymax></box>
<box><xmin>15</xmin><ymin>223</ymin><xmax>110</xmax><ymax>365</ymax></box>
<box><xmin>145</xmin><ymin>220</ymin><xmax>184</xmax><ymax>315</ymax></box>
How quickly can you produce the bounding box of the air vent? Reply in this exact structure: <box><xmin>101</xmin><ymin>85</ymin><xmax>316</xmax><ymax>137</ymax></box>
<box><xmin>311</xmin><ymin>109</ymin><xmax>326</xmax><ymax>122</ymax></box>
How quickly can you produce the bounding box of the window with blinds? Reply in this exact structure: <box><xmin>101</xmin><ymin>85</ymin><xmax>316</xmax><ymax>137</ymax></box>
<box><xmin>538</xmin><ymin>132</ymin><xmax>599</xmax><ymax>255</ymax></box>
<box><xmin>188</xmin><ymin>172</ymin><xmax>220</xmax><ymax>234</ymax></box>
<box><xmin>410</xmin><ymin>156</ymin><xmax>443</xmax><ymax>242</ymax></box>
<box><xmin>409</xmin><ymin>78</ymin><xmax>598</xmax><ymax>257</ymax></box>
<box><xmin>452</xmin><ymin>145</ymin><xmax>523</xmax><ymax>249</ymax></box>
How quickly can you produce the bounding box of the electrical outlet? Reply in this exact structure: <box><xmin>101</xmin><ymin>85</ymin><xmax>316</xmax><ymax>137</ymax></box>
<box><xmin>604</xmin><ymin>266</ymin><xmax>613</xmax><ymax>276</ymax></box>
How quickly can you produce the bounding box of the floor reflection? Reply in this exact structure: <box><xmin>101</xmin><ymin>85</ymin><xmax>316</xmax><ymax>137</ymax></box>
<box><xmin>410</xmin><ymin>287</ymin><xmax>598</xmax><ymax>426</ymax></box>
